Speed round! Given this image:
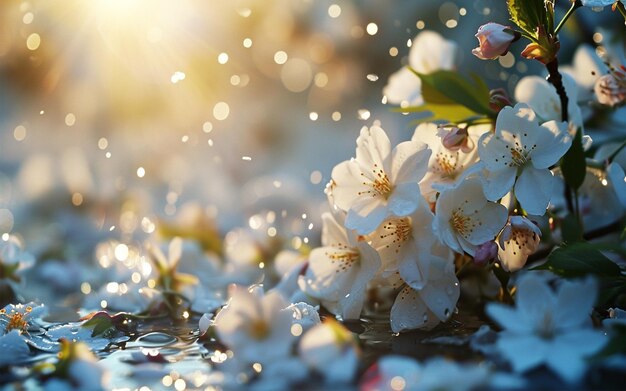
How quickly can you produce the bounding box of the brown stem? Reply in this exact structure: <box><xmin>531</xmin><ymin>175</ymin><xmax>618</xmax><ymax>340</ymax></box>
<box><xmin>546</xmin><ymin>59</ymin><xmax>569</xmax><ymax>123</ymax></box>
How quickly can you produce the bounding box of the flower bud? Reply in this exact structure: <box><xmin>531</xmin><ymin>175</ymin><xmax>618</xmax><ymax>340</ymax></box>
<box><xmin>594</xmin><ymin>73</ymin><xmax>626</xmax><ymax>107</ymax></box>
<box><xmin>473</xmin><ymin>241</ymin><xmax>498</xmax><ymax>265</ymax></box>
<box><xmin>436</xmin><ymin>125</ymin><xmax>473</xmax><ymax>153</ymax></box>
<box><xmin>472</xmin><ymin>23</ymin><xmax>518</xmax><ymax>60</ymax></box>
<box><xmin>488</xmin><ymin>88</ymin><xmax>513</xmax><ymax>112</ymax></box>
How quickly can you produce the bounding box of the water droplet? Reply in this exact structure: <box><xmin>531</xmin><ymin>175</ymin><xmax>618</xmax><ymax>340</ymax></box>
<box><xmin>444</xmin><ymin>308</ymin><xmax>450</xmax><ymax>317</ymax></box>
<box><xmin>422</xmin><ymin>313</ymin><xmax>428</xmax><ymax>323</ymax></box>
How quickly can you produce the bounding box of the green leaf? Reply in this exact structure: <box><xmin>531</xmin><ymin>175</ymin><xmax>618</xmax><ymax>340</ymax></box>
<box><xmin>560</xmin><ymin>214</ymin><xmax>583</xmax><ymax>243</ymax></box>
<box><xmin>507</xmin><ymin>0</ymin><xmax>555</xmax><ymax>38</ymax></box>
<box><xmin>394</xmin><ymin>103</ymin><xmax>478</xmax><ymax>124</ymax></box>
<box><xmin>560</xmin><ymin>128</ymin><xmax>586</xmax><ymax>190</ymax></box>
<box><xmin>531</xmin><ymin>242</ymin><xmax>622</xmax><ymax>277</ymax></box>
<box><xmin>414</xmin><ymin>70</ymin><xmax>494</xmax><ymax>117</ymax></box>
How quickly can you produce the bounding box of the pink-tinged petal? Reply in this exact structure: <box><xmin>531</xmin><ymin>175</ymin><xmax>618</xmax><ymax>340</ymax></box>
<box><xmin>531</xmin><ymin>121</ymin><xmax>572</xmax><ymax>169</ymax></box>
<box><xmin>345</xmin><ymin>197</ymin><xmax>388</xmax><ymax>235</ymax></box>
<box><xmin>464</xmin><ymin>202</ymin><xmax>508</xmax><ymax>245</ymax></box>
<box><xmin>480</xmin><ymin>166</ymin><xmax>517</xmax><ymax>201</ymax></box>
<box><xmin>514</xmin><ymin>167</ymin><xmax>555</xmax><ymax>215</ymax></box>
<box><xmin>391</xmin><ymin>141</ymin><xmax>431</xmax><ymax>184</ymax></box>
<box><xmin>553</xmin><ymin>278</ymin><xmax>597</xmax><ymax>328</ymax></box>
<box><xmin>331</xmin><ymin>160</ymin><xmax>370</xmax><ymax>212</ymax></box>
<box><xmin>390</xmin><ymin>286</ymin><xmax>439</xmax><ymax>332</ymax></box>
<box><xmin>320</xmin><ymin>212</ymin><xmax>349</xmax><ymax>248</ymax></box>
<box><xmin>486</xmin><ymin>303</ymin><xmax>531</xmax><ymax>333</ymax></box>
<box><xmin>356</xmin><ymin>126</ymin><xmax>391</xmax><ymax>169</ymax></box>
<box><xmin>387</xmin><ymin>182</ymin><xmax>421</xmax><ymax>217</ymax></box>
<box><xmin>496</xmin><ymin>333</ymin><xmax>547</xmax><ymax>373</ymax></box>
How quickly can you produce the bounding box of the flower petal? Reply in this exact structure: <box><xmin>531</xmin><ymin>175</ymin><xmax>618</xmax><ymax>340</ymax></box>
<box><xmin>553</xmin><ymin>278</ymin><xmax>597</xmax><ymax>329</ymax></box>
<box><xmin>391</xmin><ymin>141</ymin><xmax>431</xmax><ymax>184</ymax></box>
<box><xmin>531</xmin><ymin>121</ymin><xmax>572</xmax><ymax>169</ymax></box>
<box><xmin>345</xmin><ymin>197</ymin><xmax>388</xmax><ymax>235</ymax></box>
<box><xmin>480</xmin><ymin>167</ymin><xmax>517</xmax><ymax>201</ymax></box>
<box><xmin>514</xmin><ymin>168</ymin><xmax>555</xmax><ymax>215</ymax></box>
<box><xmin>387</xmin><ymin>182</ymin><xmax>421</xmax><ymax>217</ymax></box>
<box><xmin>496</xmin><ymin>333</ymin><xmax>547</xmax><ymax>373</ymax></box>
<box><xmin>390</xmin><ymin>286</ymin><xmax>439</xmax><ymax>332</ymax></box>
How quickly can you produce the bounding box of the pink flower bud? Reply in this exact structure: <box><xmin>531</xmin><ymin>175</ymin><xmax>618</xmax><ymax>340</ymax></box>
<box><xmin>472</xmin><ymin>23</ymin><xmax>518</xmax><ymax>60</ymax></box>
<box><xmin>473</xmin><ymin>241</ymin><xmax>498</xmax><ymax>265</ymax></box>
<box><xmin>437</xmin><ymin>125</ymin><xmax>473</xmax><ymax>153</ymax></box>
<box><xmin>488</xmin><ymin>88</ymin><xmax>513</xmax><ymax>113</ymax></box>
<box><xmin>594</xmin><ymin>73</ymin><xmax>626</xmax><ymax>107</ymax></box>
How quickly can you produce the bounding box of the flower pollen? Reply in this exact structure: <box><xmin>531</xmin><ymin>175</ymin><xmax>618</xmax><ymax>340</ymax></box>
<box><xmin>358</xmin><ymin>164</ymin><xmax>393</xmax><ymax>199</ymax></box>
<box><xmin>1</xmin><ymin>306</ymin><xmax>32</xmax><ymax>333</ymax></box>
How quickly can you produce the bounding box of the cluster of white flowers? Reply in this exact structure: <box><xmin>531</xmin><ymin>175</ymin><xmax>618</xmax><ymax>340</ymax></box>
<box><xmin>298</xmin><ymin>93</ymin><xmax>574</xmax><ymax>331</ymax></box>
<box><xmin>208</xmin><ymin>285</ymin><xmax>360</xmax><ymax>387</ymax></box>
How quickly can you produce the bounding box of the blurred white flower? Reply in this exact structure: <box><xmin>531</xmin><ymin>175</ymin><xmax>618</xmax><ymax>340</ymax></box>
<box><xmin>595</xmin><ymin>73</ymin><xmax>626</xmax><ymax>107</ymax></box>
<box><xmin>298</xmin><ymin>212</ymin><xmax>380</xmax><ymax>319</ymax></box>
<box><xmin>0</xmin><ymin>235</ymin><xmax>35</xmax><ymax>282</ymax></box>
<box><xmin>515</xmin><ymin>75</ymin><xmax>583</xmax><ymax>127</ymax></box>
<box><xmin>383</xmin><ymin>30</ymin><xmax>457</xmax><ymax>106</ymax></box>
<box><xmin>361</xmin><ymin>355</ymin><xmax>497</xmax><ymax>391</ymax></box>
<box><xmin>214</xmin><ymin>286</ymin><xmax>294</xmax><ymax>365</ymax></box>
<box><xmin>331</xmin><ymin>125</ymin><xmax>431</xmax><ymax>234</ymax></box>
<box><xmin>45</xmin><ymin>340</ymin><xmax>108</xmax><ymax>391</ymax></box>
<box><xmin>298</xmin><ymin>319</ymin><xmax>359</xmax><ymax>384</ymax></box>
<box><xmin>497</xmin><ymin>216</ymin><xmax>541</xmax><ymax>272</ymax></box>
<box><xmin>433</xmin><ymin>178</ymin><xmax>508</xmax><ymax>256</ymax></box>
<box><xmin>478</xmin><ymin>103</ymin><xmax>572</xmax><ymax>215</ymax></box>
<box><xmin>486</xmin><ymin>275</ymin><xmax>607</xmax><ymax>383</ymax></box>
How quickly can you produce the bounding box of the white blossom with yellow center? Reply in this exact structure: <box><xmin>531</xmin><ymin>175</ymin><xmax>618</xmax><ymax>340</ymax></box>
<box><xmin>298</xmin><ymin>212</ymin><xmax>381</xmax><ymax>320</ymax></box>
<box><xmin>478</xmin><ymin>103</ymin><xmax>572</xmax><ymax>216</ymax></box>
<box><xmin>433</xmin><ymin>178</ymin><xmax>508</xmax><ymax>256</ymax></box>
<box><xmin>331</xmin><ymin>125</ymin><xmax>431</xmax><ymax>235</ymax></box>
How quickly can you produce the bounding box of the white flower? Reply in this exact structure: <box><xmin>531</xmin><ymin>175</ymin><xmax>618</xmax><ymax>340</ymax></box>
<box><xmin>298</xmin><ymin>212</ymin><xmax>381</xmax><ymax>319</ymax></box>
<box><xmin>478</xmin><ymin>103</ymin><xmax>572</xmax><ymax>215</ymax></box>
<box><xmin>433</xmin><ymin>178</ymin><xmax>508</xmax><ymax>256</ymax></box>
<box><xmin>514</xmin><ymin>75</ymin><xmax>583</xmax><ymax>128</ymax></box>
<box><xmin>368</xmin><ymin>194</ymin><xmax>437</xmax><ymax>286</ymax></box>
<box><xmin>1</xmin><ymin>302</ymin><xmax>46</xmax><ymax>335</ymax></box>
<box><xmin>213</xmin><ymin>286</ymin><xmax>294</xmax><ymax>365</ymax></box>
<box><xmin>497</xmin><ymin>216</ymin><xmax>541</xmax><ymax>272</ymax></box>
<box><xmin>486</xmin><ymin>275</ymin><xmax>607</xmax><ymax>383</ymax></box>
<box><xmin>331</xmin><ymin>125</ymin><xmax>431</xmax><ymax>234</ymax></box>
<box><xmin>562</xmin><ymin>45</ymin><xmax>607</xmax><ymax>103</ymax></box>
<box><xmin>390</xmin><ymin>256</ymin><xmax>459</xmax><ymax>332</ymax></box>
<box><xmin>383</xmin><ymin>31</ymin><xmax>457</xmax><ymax>106</ymax></box>
<box><xmin>361</xmin><ymin>355</ymin><xmax>494</xmax><ymax>391</ymax></box>
<box><xmin>298</xmin><ymin>319</ymin><xmax>359</xmax><ymax>384</ymax></box>
<box><xmin>412</xmin><ymin>123</ymin><xmax>483</xmax><ymax>201</ymax></box>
